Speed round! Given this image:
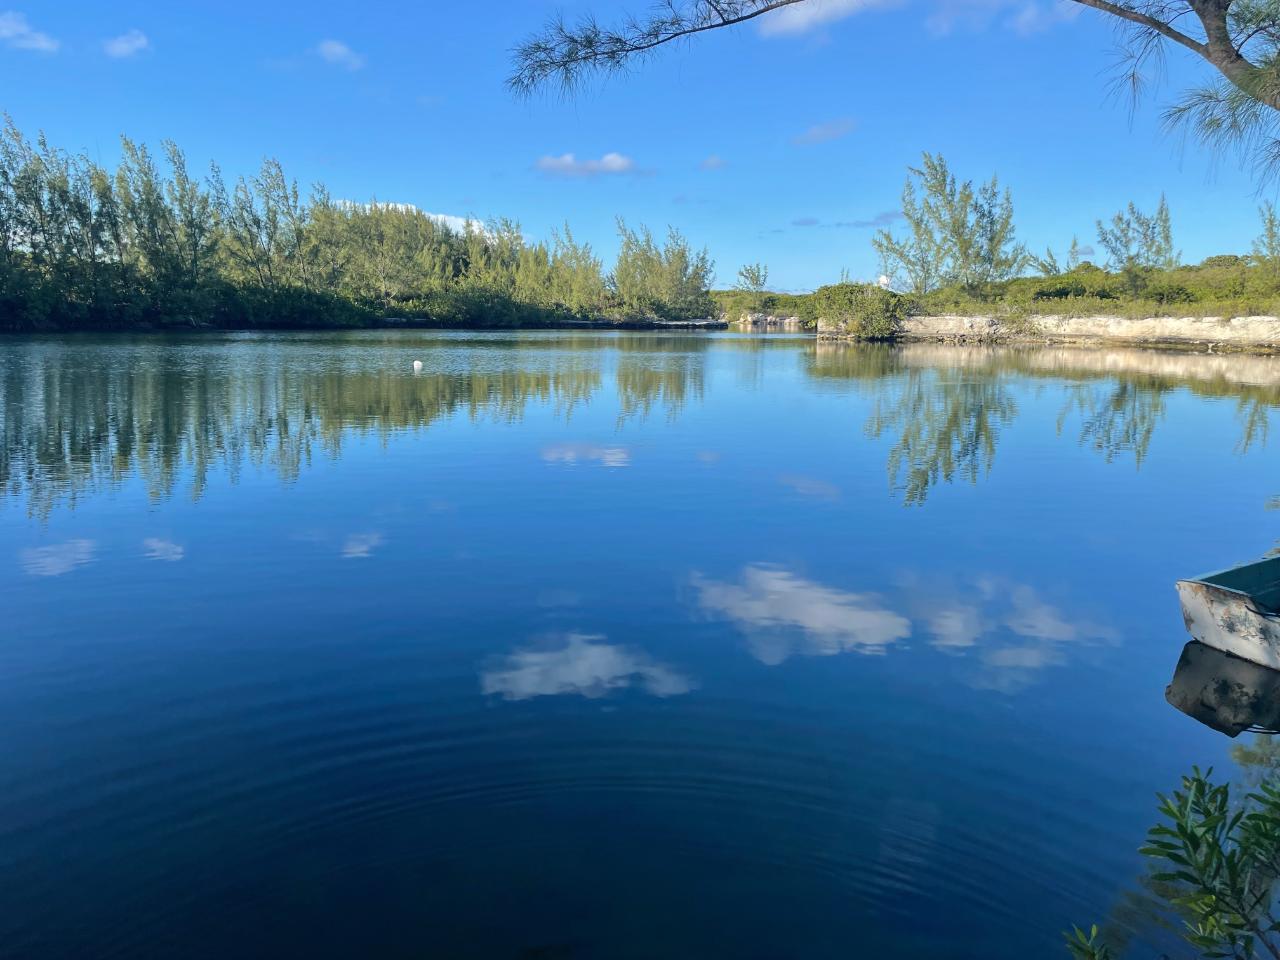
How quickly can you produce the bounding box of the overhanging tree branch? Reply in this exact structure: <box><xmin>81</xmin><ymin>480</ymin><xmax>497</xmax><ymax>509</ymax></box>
<box><xmin>508</xmin><ymin>0</ymin><xmax>811</xmax><ymax>94</ymax></box>
<box><xmin>1069</xmin><ymin>0</ymin><xmax>1208</xmax><ymax>55</ymax></box>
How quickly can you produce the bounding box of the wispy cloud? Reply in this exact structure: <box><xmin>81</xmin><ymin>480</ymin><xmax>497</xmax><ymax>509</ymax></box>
<box><xmin>103</xmin><ymin>28</ymin><xmax>148</xmax><ymax>58</ymax></box>
<box><xmin>792</xmin><ymin>217</ymin><xmax>821</xmax><ymax>228</ymax></box>
<box><xmin>142</xmin><ymin>538</ymin><xmax>184</xmax><ymax>562</ymax></box>
<box><xmin>928</xmin><ymin>0</ymin><xmax>1078</xmax><ymax>34</ymax></box>
<box><xmin>541</xmin><ymin>443</ymin><xmax>631</xmax><ymax>468</ymax></box>
<box><xmin>1007</xmin><ymin>0</ymin><xmax>1081</xmax><ymax>33</ymax></box>
<box><xmin>316</xmin><ymin>39</ymin><xmax>364</xmax><ymax>70</ymax></box>
<box><xmin>20</xmin><ymin>540</ymin><xmax>96</xmax><ymax>577</ymax></box>
<box><xmin>700</xmin><ymin>154</ymin><xmax>726</xmax><ymax>171</ymax></box>
<box><xmin>0</xmin><ymin>11</ymin><xmax>58</xmax><ymax>52</ymax></box>
<box><xmin>835</xmin><ymin>210</ymin><xmax>904</xmax><ymax>228</ymax></box>
<box><xmin>342</xmin><ymin>532</ymin><xmax>384</xmax><ymax>559</ymax></box>
<box><xmin>481</xmin><ymin>633</ymin><xmax>695</xmax><ymax>700</ymax></box>
<box><xmin>693</xmin><ymin>564</ymin><xmax>911</xmax><ymax>665</ymax></box>
<box><xmin>759</xmin><ymin>0</ymin><xmax>897</xmax><ymax>36</ymax></box>
<box><xmin>792</xmin><ymin>117</ymin><xmax>856</xmax><ymax>146</ymax></box>
<box><xmin>536</xmin><ymin>152</ymin><xmax>635</xmax><ymax>177</ymax></box>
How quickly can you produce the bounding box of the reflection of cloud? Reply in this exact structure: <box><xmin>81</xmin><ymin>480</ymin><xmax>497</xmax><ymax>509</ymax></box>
<box><xmin>536</xmin><ymin>589</ymin><xmax>582</xmax><ymax>608</ymax></box>
<box><xmin>1001</xmin><ymin>584</ymin><xmax>1079</xmax><ymax>641</ymax></box>
<box><xmin>143</xmin><ymin>538</ymin><xmax>184</xmax><ymax>562</ymax></box>
<box><xmin>21</xmin><ymin>540</ymin><xmax>96</xmax><ymax>577</ymax></box>
<box><xmin>779</xmin><ymin>473</ymin><xmax>841</xmax><ymax>501</ymax></box>
<box><xmin>342</xmin><ymin>533</ymin><xmax>384</xmax><ymax>559</ymax></box>
<box><xmin>481</xmin><ymin>633</ymin><xmax>694</xmax><ymax>700</ymax></box>
<box><xmin>541</xmin><ymin>444</ymin><xmax>630</xmax><ymax>468</ymax></box>
<box><xmin>693</xmin><ymin>564</ymin><xmax>911</xmax><ymax>664</ymax></box>
<box><xmin>903</xmin><ymin>573</ymin><xmax>1116</xmax><ymax>689</ymax></box>
<box><xmin>927</xmin><ymin>606</ymin><xmax>984</xmax><ymax>648</ymax></box>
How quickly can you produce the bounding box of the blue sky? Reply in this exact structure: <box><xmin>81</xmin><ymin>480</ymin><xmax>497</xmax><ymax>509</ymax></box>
<box><xmin>0</xmin><ymin>0</ymin><xmax>1271</xmax><ymax>290</ymax></box>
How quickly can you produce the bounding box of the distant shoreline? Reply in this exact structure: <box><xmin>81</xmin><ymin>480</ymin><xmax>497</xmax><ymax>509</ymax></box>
<box><xmin>0</xmin><ymin>317</ymin><xmax>731</xmax><ymax>336</ymax></box>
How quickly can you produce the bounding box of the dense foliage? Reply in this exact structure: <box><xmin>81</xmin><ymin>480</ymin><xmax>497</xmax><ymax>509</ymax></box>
<box><xmin>0</xmin><ymin>120</ymin><xmax>716</xmax><ymax>331</ymax></box>
<box><xmin>798</xmin><ymin>282</ymin><xmax>910</xmax><ymax>339</ymax></box>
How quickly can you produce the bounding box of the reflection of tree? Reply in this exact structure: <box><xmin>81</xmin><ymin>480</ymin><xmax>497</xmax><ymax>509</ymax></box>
<box><xmin>866</xmin><ymin>370</ymin><xmax>1018</xmax><ymax>506</ymax></box>
<box><xmin>0</xmin><ymin>340</ymin><xmax>712</xmax><ymax>516</ymax></box>
<box><xmin>808</xmin><ymin>342</ymin><xmax>1280</xmax><ymax>505</ymax></box>
<box><xmin>614</xmin><ymin>353</ymin><xmax>705</xmax><ymax>423</ymax></box>
<box><xmin>1239</xmin><ymin>398</ymin><xmax>1272</xmax><ymax>455</ymax></box>
<box><xmin>1059</xmin><ymin>381</ymin><xmax>1168</xmax><ymax>466</ymax></box>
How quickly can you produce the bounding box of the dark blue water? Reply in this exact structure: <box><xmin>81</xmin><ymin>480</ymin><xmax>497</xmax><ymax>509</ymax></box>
<box><xmin>1</xmin><ymin>331</ymin><xmax>1277</xmax><ymax>959</ymax></box>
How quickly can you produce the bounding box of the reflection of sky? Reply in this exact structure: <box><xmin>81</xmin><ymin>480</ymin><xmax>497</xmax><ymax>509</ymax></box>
<box><xmin>541</xmin><ymin>444</ymin><xmax>631</xmax><ymax>468</ymax></box>
<box><xmin>693</xmin><ymin>564</ymin><xmax>912</xmax><ymax>664</ymax></box>
<box><xmin>696</xmin><ymin>564</ymin><xmax>1116</xmax><ymax>685</ymax></box>
<box><xmin>911</xmin><ymin>575</ymin><xmax>1118</xmax><ymax>691</ymax></box>
<box><xmin>142</xmin><ymin>538</ymin><xmax>184</xmax><ymax>562</ymax></box>
<box><xmin>342</xmin><ymin>533</ymin><xmax>384</xmax><ymax>559</ymax></box>
<box><xmin>481</xmin><ymin>633</ymin><xmax>695</xmax><ymax>700</ymax></box>
<box><xmin>778</xmin><ymin>473</ymin><xmax>841</xmax><ymax>501</ymax></box>
<box><xmin>20</xmin><ymin>539</ymin><xmax>96</xmax><ymax>577</ymax></box>
<box><xmin>1</xmin><ymin>335</ymin><xmax>1277</xmax><ymax>960</ymax></box>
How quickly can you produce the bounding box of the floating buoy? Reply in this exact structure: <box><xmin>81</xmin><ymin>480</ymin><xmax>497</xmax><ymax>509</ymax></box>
<box><xmin>412</xmin><ymin>360</ymin><xmax>423</xmax><ymax>372</ymax></box>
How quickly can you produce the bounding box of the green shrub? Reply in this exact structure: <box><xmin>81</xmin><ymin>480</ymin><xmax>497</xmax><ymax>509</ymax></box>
<box><xmin>808</xmin><ymin>283</ymin><xmax>910</xmax><ymax>339</ymax></box>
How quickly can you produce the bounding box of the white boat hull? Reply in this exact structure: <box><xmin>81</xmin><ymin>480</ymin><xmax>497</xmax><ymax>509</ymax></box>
<box><xmin>1177</xmin><ymin>578</ymin><xmax>1280</xmax><ymax>670</ymax></box>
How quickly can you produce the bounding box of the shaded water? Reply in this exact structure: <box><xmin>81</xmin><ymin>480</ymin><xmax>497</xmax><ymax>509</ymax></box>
<box><xmin>2</xmin><ymin>330</ymin><xmax>1278</xmax><ymax>959</ymax></box>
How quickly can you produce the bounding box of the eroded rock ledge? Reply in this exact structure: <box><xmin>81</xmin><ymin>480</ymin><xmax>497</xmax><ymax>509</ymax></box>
<box><xmin>818</xmin><ymin>314</ymin><xmax>1280</xmax><ymax>351</ymax></box>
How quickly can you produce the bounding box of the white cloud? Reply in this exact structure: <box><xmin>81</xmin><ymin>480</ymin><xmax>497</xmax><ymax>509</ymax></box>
<box><xmin>342</xmin><ymin>532</ymin><xmax>384</xmax><ymax>559</ymax></box>
<box><xmin>481</xmin><ymin>633</ymin><xmax>695</xmax><ymax>700</ymax></box>
<box><xmin>426</xmin><ymin>211</ymin><xmax>481</xmax><ymax>234</ymax></box>
<box><xmin>536</xmin><ymin>152</ymin><xmax>635</xmax><ymax>177</ymax></box>
<box><xmin>700</xmin><ymin>154</ymin><xmax>727</xmax><ymax>171</ymax></box>
<box><xmin>142</xmin><ymin>538</ymin><xmax>184</xmax><ymax>562</ymax></box>
<box><xmin>20</xmin><ymin>540</ymin><xmax>95</xmax><ymax>577</ymax></box>
<box><xmin>541</xmin><ymin>443</ymin><xmax>631</xmax><ymax>468</ymax></box>
<box><xmin>927</xmin><ymin>0</ymin><xmax>1079</xmax><ymax>34</ymax></box>
<box><xmin>103</xmin><ymin>28</ymin><xmax>148</xmax><ymax>58</ymax></box>
<box><xmin>316</xmin><ymin>39</ymin><xmax>364</xmax><ymax>70</ymax></box>
<box><xmin>759</xmin><ymin>0</ymin><xmax>897</xmax><ymax>35</ymax></box>
<box><xmin>792</xmin><ymin>117</ymin><xmax>856</xmax><ymax>146</ymax></box>
<box><xmin>0</xmin><ymin>11</ymin><xmax>58</xmax><ymax>52</ymax></box>
<box><xmin>693</xmin><ymin>564</ymin><xmax>911</xmax><ymax>665</ymax></box>
<box><xmin>1007</xmin><ymin>0</ymin><xmax>1081</xmax><ymax>34</ymax></box>
<box><xmin>335</xmin><ymin>200</ymin><xmax>483</xmax><ymax>235</ymax></box>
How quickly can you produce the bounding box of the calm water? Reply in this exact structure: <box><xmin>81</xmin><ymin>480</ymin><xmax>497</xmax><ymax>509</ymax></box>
<box><xmin>2</xmin><ymin>330</ymin><xmax>1278</xmax><ymax>959</ymax></box>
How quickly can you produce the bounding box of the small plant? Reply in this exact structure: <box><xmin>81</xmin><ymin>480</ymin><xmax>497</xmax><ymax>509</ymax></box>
<box><xmin>1070</xmin><ymin>767</ymin><xmax>1280</xmax><ymax>960</ymax></box>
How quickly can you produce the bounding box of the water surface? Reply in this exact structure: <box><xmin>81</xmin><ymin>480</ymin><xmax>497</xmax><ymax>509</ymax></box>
<box><xmin>2</xmin><ymin>331</ymin><xmax>1278</xmax><ymax>959</ymax></box>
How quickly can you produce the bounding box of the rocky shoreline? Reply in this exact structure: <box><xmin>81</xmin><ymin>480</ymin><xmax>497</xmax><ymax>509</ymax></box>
<box><xmin>816</xmin><ymin>313</ymin><xmax>1280</xmax><ymax>353</ymax></box>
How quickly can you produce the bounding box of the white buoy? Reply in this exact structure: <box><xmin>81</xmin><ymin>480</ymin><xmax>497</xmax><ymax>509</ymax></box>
<box><xmin>412</xmin><ymin>360</ymin><xmax>423</xmax><ymax>372</ymax></box>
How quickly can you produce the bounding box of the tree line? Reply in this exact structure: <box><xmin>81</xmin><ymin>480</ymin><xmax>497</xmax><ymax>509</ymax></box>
<box><xmin>0</xmin><ymin>119</ymin><xmax>716</xmax><ymax>331</ymax></box>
